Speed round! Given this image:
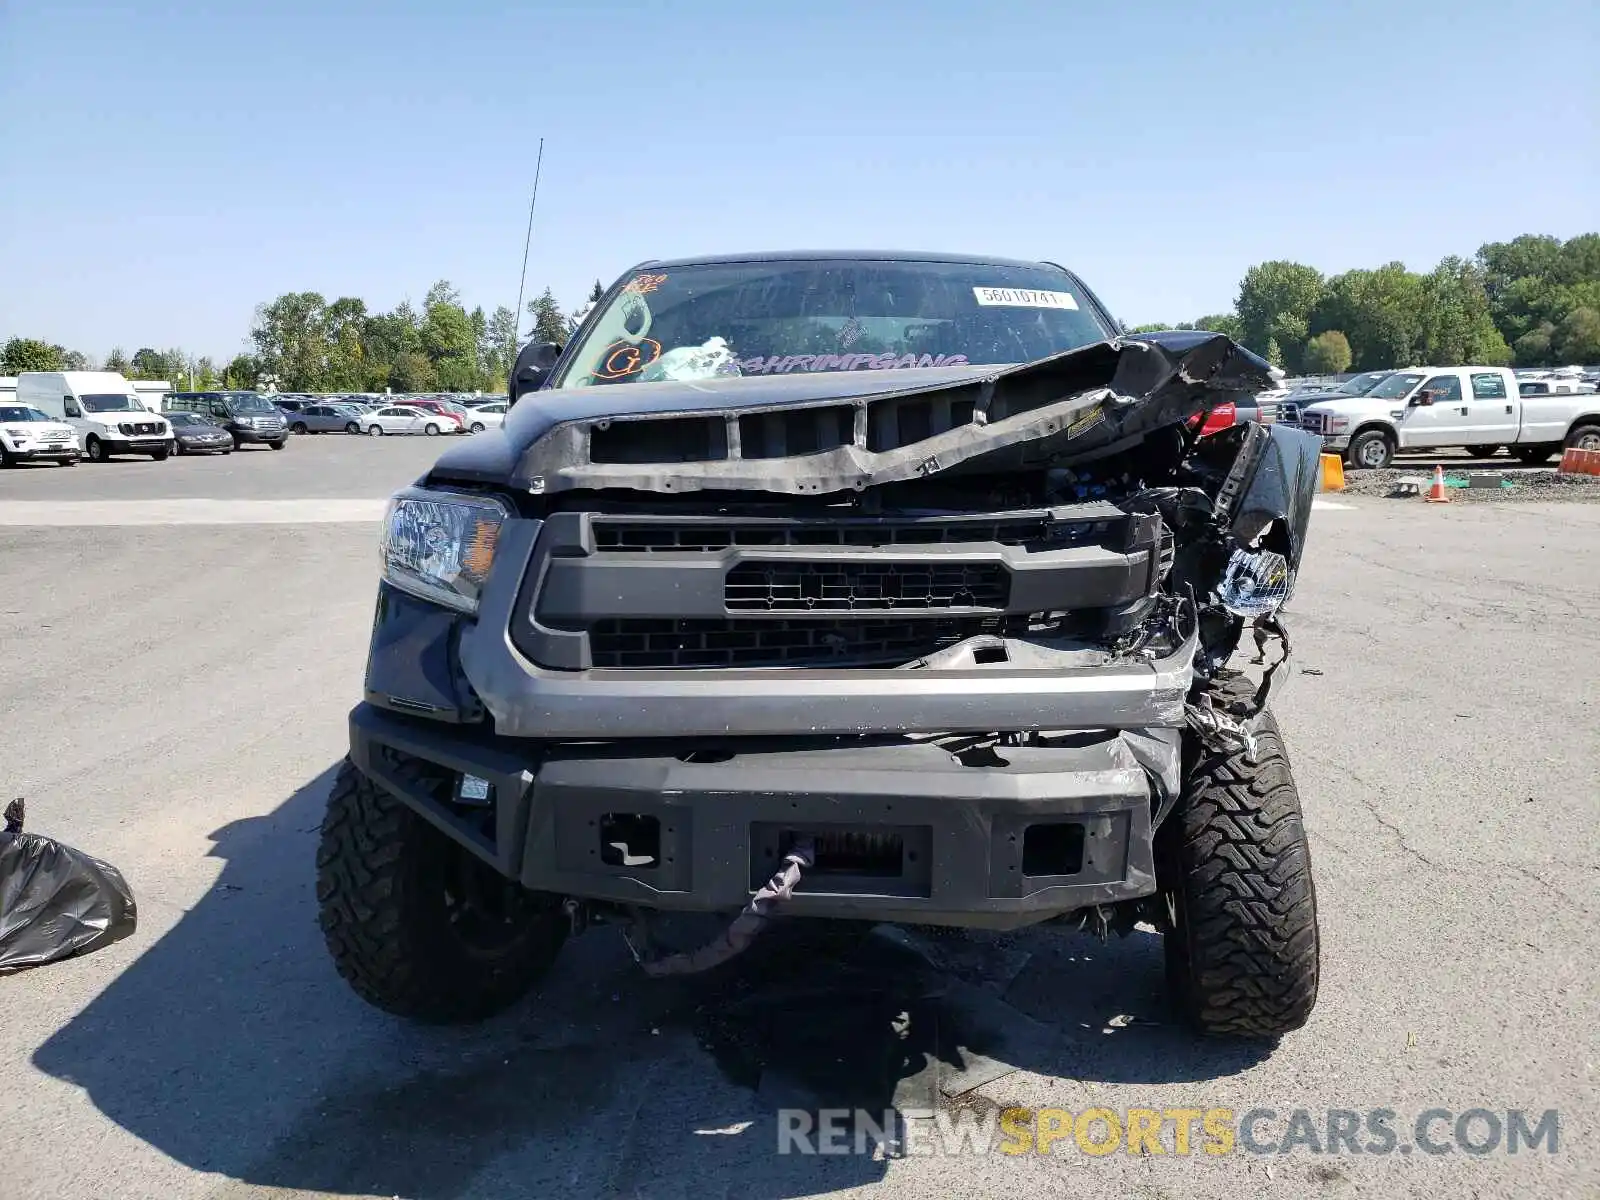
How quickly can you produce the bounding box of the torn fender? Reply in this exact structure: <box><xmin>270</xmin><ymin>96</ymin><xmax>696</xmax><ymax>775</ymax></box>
<box><xmin>509</xmin><ymin>331</ymin><xmax>1276</xmax><ymax>497</ymax></box>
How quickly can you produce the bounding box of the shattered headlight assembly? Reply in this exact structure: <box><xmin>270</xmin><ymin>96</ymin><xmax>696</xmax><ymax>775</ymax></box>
<box><xmin>1215</xmin><ymin>547</ymin><xmax>1293</xmax><ymax>619</ymax></box>
<box><xmin>380</xmin><ymin>491</ymin><xmax>515</xmax><ymax>615</ymax></box>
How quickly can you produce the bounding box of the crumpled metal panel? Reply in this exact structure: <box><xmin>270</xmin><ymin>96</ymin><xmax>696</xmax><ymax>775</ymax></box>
<box><xmin>1227</xmin><ymin>422</ymin><xmax>1324</xmax><ymax>570</ymax></box>
<box><xmin>511</xmin><ymin>332</ymin><xmax>1275</xmax><ymax>496</ymax></box>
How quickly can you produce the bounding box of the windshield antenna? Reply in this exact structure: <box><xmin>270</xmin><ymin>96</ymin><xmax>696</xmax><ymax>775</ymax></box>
<box><xmin>512</xmin><ymin>137</ymin><xmax>546</xmax><ymax>356</ymax></box>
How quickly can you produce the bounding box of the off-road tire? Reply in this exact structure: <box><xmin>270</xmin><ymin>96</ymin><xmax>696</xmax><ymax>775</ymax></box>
<box><xmin>1514</xmin><ymin>446</ymin><xmax>1555</xmax><ymax>465</ymax></box>
<box><xmin>1465</xmin><ymin>446</ymin><xmax>1500</xmax><ymax>458</ymax></box>
<box><xmin>316</xmin><ymin>759</ymin><xmax>567</xmax><ymax>1023</ymax></box>
<box><xmin>1160</xmin><ymin>675</ymin><xmax>1319</xmax><ymax>1039</ymax></box>
<box><xmin>1345</xmin><ymin>429</ymin><xmax>1392</xmax><ymax>470</ymax></box>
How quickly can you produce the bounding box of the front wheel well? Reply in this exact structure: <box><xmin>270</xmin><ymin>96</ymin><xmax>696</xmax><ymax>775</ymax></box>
<box><xmin>1349</xmin><ymin>422</ymin><xmax>1396</xmax><ymax>447</ymax></box>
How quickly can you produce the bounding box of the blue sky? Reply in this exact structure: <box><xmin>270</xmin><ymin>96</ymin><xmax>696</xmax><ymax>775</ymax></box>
<box><xmin>2</xmin><ymin>0</ymin><xmax>1595</xmax><ymax>361</ymax></box>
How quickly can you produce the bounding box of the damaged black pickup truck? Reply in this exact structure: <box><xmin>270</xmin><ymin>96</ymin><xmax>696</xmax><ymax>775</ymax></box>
<box><xmin>317</xmin><ymin>252</ymin><xmax>1323</xmax><ymax>1039</ymax></box>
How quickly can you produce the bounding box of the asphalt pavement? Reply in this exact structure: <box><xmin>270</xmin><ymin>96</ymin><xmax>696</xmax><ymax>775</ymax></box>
<box><xmin>1</xmin><ymin>439</ymin><xmax>1595</xmax><ymax>1200</ymax></box>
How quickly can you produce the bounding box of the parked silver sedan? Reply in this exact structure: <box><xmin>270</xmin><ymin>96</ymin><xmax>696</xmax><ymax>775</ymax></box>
<box><xmin>464</xmin><ymin>402</ymin><xmax>508</xmax><ymax>433</ymax></box>
<box><xmin>361</xmin><ymin>406</ymin><xmax>449</xmax><ymax>436</ymax></box>
<box><xmin>288</xmin><ymin>404</ymin><xmax>369</xmax><ymax>434</ymax></box>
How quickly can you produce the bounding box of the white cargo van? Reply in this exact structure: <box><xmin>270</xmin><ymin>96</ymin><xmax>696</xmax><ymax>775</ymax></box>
<box><xmin>15</xmin><ymin>371</ymin><xmax>173</xmax><ymax>461</ymax></box>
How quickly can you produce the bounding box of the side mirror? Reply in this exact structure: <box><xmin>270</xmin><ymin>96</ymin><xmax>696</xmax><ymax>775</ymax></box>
<box><xmin>510</xmin><ymin>341</ymin><xmax>562</xmax><ymax>405</ymax></box>
<box><xmin>1410</xmin><ymin>391</ymin><xmax>1433</xmax><ymax>407</ymax></box>
<box><xmin>64</xmin><ymin>402</ymin><xmax>82</xmax><ymax>418</ymax></box>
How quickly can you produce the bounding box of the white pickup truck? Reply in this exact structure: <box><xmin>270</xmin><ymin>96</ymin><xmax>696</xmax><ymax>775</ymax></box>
<box><xmin>1294</xmin><ymin>365</ymin><xmax>1600</xmax><ymax>469</ymax></box>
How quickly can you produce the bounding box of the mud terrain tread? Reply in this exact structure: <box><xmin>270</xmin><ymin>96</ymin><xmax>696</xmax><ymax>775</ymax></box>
<box><xmin>1165</xmin><ymin>688</ymin><xmax>1319</xmax><ymax>1039</ymax></box>
<box><xmin>316</xmin><ymin>758</ymin><xmax>562</xmax><ymax>1023</ymax></box>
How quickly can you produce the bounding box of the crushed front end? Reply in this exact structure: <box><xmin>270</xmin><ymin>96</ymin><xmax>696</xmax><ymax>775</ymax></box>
<box><xmin>348</xmin><ymin>330</ymin><xmax>1322</xmax><ymax>932</ymax></box>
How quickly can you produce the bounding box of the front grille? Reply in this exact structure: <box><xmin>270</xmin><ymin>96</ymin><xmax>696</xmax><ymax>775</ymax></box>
<box><xmin>725</xmin><ymin>561</ymin><xmax>1009</xmax><ymax>612</ymax></box>
<box><xmin>118</xmin><ymin>422</ymin><xmax>162</xmax><ymax>436</ymax></box>
<box><xmin>588</xmin><ymin>615</ymin><xmax>1034</xmax><ymax>669</ymax></box>
<box><xmin>593</xmin><ymin>517</ymin><xmax>1060</xmax><ymax>552</ymax></box>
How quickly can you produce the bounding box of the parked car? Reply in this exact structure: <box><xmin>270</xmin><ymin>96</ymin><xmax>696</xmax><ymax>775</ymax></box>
<box><xmin>15</xmin><ymin>371</ymin><xmax>172</xmax><ymax>461</ymax></box>
<box><xmin>166</xmin><ymin>392</ymin><xmax>289</xmax><ymax>450</ymax></box>
<box><xmin>464</xmin><ymin>402</ymin><xmax>508</xmax><ymax>433</ymax></box>
<box><xmin>288</xmin><ymin>403</ymin><xmax>368</xmax><ymax>434</ymax></box>
<box><xmin>165</xmin><ymin>411</ymin><xmax>234</xmax><ymax>455</ymax></box>
<box><xmin>1295</xmin><ymin>366</ymin><xmax>1600</xmax><ymax>467</ymax></box>
<box><xmin>0</xmin><ymin>404</ymin><xmax>81</xmax><ymax>466</ymax></box>
<box><xmin>1278</xmin><ymin>371</ymin><xmax>1393</xmax><ymax>427</ymax></box>
<box><xmin>362</xmin><ymin>406</ymin><xmax>450</xmax><ymax>436</ymax></box>
<box><xmin>392</xmin><ymin>399</ymin><xmax>466</xmax><ymax>431</ymax></box>
<box><xmin>319</xmin><ymin>249</ymin><xmax>1324</xmax><ymax>1042</ymax></box>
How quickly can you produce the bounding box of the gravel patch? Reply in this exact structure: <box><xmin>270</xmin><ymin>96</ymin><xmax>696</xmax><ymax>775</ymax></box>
<box><xmin>1336</xmin><ymin>466</ymin><xmax>1600</xmax><ymax>502</ymax></box>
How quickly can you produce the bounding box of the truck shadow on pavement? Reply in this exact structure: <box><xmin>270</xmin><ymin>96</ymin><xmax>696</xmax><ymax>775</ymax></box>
<box><xmin>33</xmin><ymin>763</ymin><xmax>1272</xmax><ymax>1200</ymax></box>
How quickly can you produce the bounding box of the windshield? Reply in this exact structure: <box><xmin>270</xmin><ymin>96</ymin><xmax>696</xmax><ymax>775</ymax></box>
<box><xmin>1333</xmin><ymin>371</ymin><xmax>1391</xmax><ymax>395</ymax></box>
<box><xmin>555</xmin><ymin>258</ymin><xmax>1114</xmax><ymax>388</ymax></box>
<box><xmin>0</xmin><ymin>406</ymin><xmax>53</xmax><ymax>422</ymax></box>
<box><xmin>1367</xmin><ymin>373</ymin><xmax>1424</xmax><ymax>400</ymax></box>
<box><xmin>224</xmin><ymin>392</ymin><xmax>277</xmax><ymax>413</ymax></box>
<box><xmin>79</xmin><ymin>393</ymin><xmax>142</xmax><ymax>412</ymax></box>
<box><xmin>168</xmin><ymin>413</ymin><xmax>204</xmax><ymax>426</ymax></box>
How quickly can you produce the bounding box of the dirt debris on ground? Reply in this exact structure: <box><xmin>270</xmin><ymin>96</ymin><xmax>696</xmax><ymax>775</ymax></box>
<box><xmin>1336</xmin><ymin>466</ymin><xmax>1600</xmax><ymax>502</ymax></box>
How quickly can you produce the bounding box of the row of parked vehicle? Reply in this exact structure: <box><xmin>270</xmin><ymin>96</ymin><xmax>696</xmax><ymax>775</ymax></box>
<box><xmin>0</xmin><ymin>372</ymin><xmax>514</xmax><ymax>468</ymax></box>
<box><xmin>270</xmin><ymin>395</ymin><xmax>509</xmax><ymax>436</ymax></box>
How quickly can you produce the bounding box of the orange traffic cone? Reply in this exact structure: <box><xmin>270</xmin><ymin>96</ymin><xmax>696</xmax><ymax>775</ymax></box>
<box><xmin>1425</xmin><ymin>465</ymin><xmax>1451</xmax><ymax>503</ymax></box>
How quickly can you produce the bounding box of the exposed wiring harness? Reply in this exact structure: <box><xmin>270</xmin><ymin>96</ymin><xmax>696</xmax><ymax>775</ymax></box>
<box><xmin>624</xmin><ymin>838</ymin><xmax>815</xmax><ymax>977</ymax></box>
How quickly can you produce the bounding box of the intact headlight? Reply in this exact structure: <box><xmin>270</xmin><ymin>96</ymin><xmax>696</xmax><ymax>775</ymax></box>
<box><xmin>1327</xmin><ymin>416</ymin><xmax>1350</xmax><ymax>433</ymax></box>
<box><xmin>4</xmin><ymin>427</ymin><xmax>28</xmax><ymax>438</ymax></box>
<box><xmin>380</xmin><ymin>491</ymin><xmax>514</xmax><ymax>614</ymax></box>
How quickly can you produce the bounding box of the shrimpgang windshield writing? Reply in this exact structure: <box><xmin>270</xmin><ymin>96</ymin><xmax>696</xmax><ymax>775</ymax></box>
<box><xmin>555</xmin><ymin>257</ymin><xmax>1113</xmax><ymax>388</ymax></box>
<box><xmin>738</xmin><ymin>352</ymin><xmax>970</xmax><ymax>375</ymax></box>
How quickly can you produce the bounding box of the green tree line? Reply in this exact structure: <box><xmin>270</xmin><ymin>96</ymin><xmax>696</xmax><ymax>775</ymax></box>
<box><xmin>1</xmin><ymin>278</ymin><xmax>603</xmax><ymax>393</ymax></box>
<box><xmin>6</xmin><ymin>237</ymin><xmax>1595</xmax><ymax>388</ymax></box>
<box><xmin>1130</xmin><ymin>233</ymin><xmax>1600</xmax><ymax>374</ymax></box>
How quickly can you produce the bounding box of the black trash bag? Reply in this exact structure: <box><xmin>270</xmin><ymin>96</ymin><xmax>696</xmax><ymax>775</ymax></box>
<box><xmin>0</xmin><ymin>798</ymin><xmax>137</xmax><ymax>973</ymax></box>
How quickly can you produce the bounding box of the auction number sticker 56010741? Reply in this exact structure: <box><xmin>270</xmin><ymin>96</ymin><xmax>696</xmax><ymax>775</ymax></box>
<box><xmin>972</xmin><ymin>286</ymin><xmax>1079</xmax><ymax>310</ymax></box>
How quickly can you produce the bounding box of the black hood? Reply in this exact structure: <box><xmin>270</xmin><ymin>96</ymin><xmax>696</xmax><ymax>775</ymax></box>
<box><xmin>428</xmin><ymin>331</ymin><xmax>1277</xmax><ymax>497</ymax></box>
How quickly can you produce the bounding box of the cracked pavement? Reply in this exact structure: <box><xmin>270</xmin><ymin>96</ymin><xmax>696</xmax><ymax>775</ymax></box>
<box><xmin>0</xmin><ymin>444</ymin><xmax>1595</xmax><ymax>1200</ymax></box>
